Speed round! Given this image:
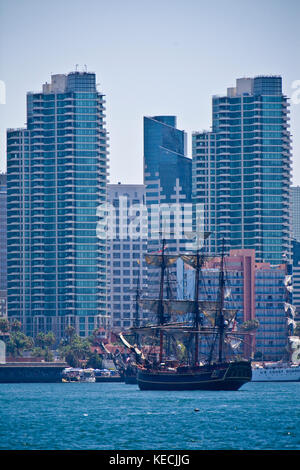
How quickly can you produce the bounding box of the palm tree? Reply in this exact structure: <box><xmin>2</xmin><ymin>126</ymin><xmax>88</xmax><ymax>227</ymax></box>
<box><xmin>0</xmin><ymin>317</ymin><xmax>10</xmax><ymax>334</ymax></box>
<box><xmin>10</xmin><ymin>319</ymin><xmax>22</xmax><ymax>332</ymax></box>
<box><xmin>6</xmin><ymin>332</ymin><xmax>34</xmax><ymax>357</ymax></box>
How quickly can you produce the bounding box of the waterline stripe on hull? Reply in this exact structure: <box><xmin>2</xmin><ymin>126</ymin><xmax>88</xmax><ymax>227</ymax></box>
<box><xmin>137</xmin><ymin>377</ymin><xmax>251</xmax><ymax>385</ymax></box>
<box><xmin>252</xmin><ymin>379</ymin><xmax>300</xmax><ymax>382</ymax></box>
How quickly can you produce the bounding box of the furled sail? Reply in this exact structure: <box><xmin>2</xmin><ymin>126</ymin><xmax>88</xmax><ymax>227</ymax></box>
<box><xmin>181</xmin><ymin>254</ymin><xmax>215</xmax><ymax>269</ymax></box>
<box><xmin>287</xmin><ymin>317</ymin><xmax>297</xmax><ymax>328</ymax></box>
<box><xmin>100</xmin><ymin>342</ymin><xmax>111</xmax><ymax>355</ymax></box>
<box><xmin>224</xmin><ymin>288</ymin><xmax>231</xmax><ymax>299</ymax></box>
<box><xmin>166</xmin><ymin>300</ymin><xmax>195</xmax><ymax>313</ymax></box>
<box><xmin>284</xmin><ymin>275</ymin><xmax>293</xmax><ymax>292</ymax></box>
<box><xmin>129</xmin><ymin>322</ymin><xmax>192</xmax><ymax>335</ymax></box>
<box><xmin>138</xmin><ymin>299</ymin><xmax>160</xmax><ymax>312</ymax></box>
<box><xmin>288</xmin><ymin>336</ymin><xmax>300</xmax><ymax>347</ymax></box>
<box><xmin>169</xmin><ymin>300</ymin><xmax>220</xmax><ymax>314</ymax></box>
<box><xmin>288</xmin><ymin>336</ymin><xmax>300</xmax><ymax>364</ymax></box>
<box><xmin>284</xmin><ymin>302</ymin><xmax>296</xmax><ymax>315</ymax></box>
<box><xmin>284</xmin><ymin>275</ymin><xmax>292</xmax><ymax>286</ymax></box>
<box><xmin>119</xmin><ymin>333</ymin><xmax>145</xmax><ymax>359</ymax></box>
<box><xmin>144</xmin><ymin>254</ymin><xmax>179</xmax><ymax>267</ymax></box>
<box><xmin>139</xmin><ymin>299</ymin><xmax>220</xmax><ymax>314</ymax></box>
<box><xmin>225</xmin><ymin>336</ymin><xmax>242</xmax><ymax>350</ymax></box>
<box><xmin>203</xmin><ymin>309</ymin><xmax>237</xmax><ymax>326</ymax></box>
<box><xmin>292</xmin><ymin>350</ymin><xmax>300</xmax><ymax>365</ymax></box>
<box><xmin>223</xmin><ymin>309</ymin><xmax>238</xmax><ymax>322</ymax></box>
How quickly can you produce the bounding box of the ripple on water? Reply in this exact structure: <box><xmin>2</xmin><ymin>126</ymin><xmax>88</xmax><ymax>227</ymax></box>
<box><xmin>0</xmin><ymin>382</ymin><xmax>299</xmax><ymax>450</ymax></box>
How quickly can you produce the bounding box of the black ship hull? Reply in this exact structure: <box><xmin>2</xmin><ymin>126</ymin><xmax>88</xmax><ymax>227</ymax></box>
<box><xmin>137</xmin><ymin>361</ymin><xmax>252</xmax><ymax>391</ymax></box>
<box><xmin>124</xmin><ymin>374</ymin><xmax>137</xmax><ymax>384</ymax></box>
<box><xmin>124</xmin><ymin>365</ymin><xmax>138</xmax><ymax>384</ymax></box>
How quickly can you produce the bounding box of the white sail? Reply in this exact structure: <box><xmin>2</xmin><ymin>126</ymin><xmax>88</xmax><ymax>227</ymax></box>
<box><xmin>284</xmin><ymin>302</ymin><xmax>291</xmax><ymax>312</ymax></box>
<box><xmin>288</xmin><ymin>336</ymin><xmax>300</xmax><ymax>348</ymax></box>
<box><xmin>284</xmin><ymin>303</ymin><xmax>296</xmax><ymax>317</ymax></box>
<box><xmin>223</xmin><ymin>309</ymin><xmax>238</xmax><ymax>322</ymax></box>
<box><xmin>291</xmin><ymin>350</ymin><xmax>300</xmax><ymax>365</ymax></box>
<box><xmin>225</xmin><ymin>338</ymin><xmax>242</xmax><ymax>350</ymax></box>
<box><xmin>224</xmin><ymin>287</ymin><xmax>231</xmax><ymax>299</ymax></box>
<box><xmin>290</xmin><ymin>304</ymin><xmax>297</xmax><ymax>316</ymax></box>
<box><xmin>119</xmin><ymin>333</ymin><xmax>145</xmax><ymax>359</ymax></box>
<box><xmin>284</xmin><ymin>275</ymin><xmax>292</xmax><ymax>286</ymax></box>
<box><xmin>119</xmin><ymin>333</ymin><xmax>133</xmax><ymax>350</ymax></box>
<box><xmin>288</xmin><ymin>336</ymin><xmax>300</xmax><ymax>364</ymax></box>
<box><xmin>287</xmin><ymin>317</ymin><xmax>297</xmax><ymax>328</ymax></box>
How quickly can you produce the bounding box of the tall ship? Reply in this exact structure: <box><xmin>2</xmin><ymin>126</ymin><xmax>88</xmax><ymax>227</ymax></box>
<box><xmin>120</xmin><ymin>236</ymin><xmax>252</xmax><ymax>391</ymax></box>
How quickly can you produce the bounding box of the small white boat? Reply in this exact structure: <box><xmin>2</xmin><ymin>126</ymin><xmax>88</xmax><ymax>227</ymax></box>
<box><xmin>251</xmin><ymin>362</ymin><xmax>300</xmax><ymax>382</ymax></box>
<box><xmin>62</xmin><ymin>367</ymin><xmax>82</xmax><ymax>382</ymax></box>
<box><xmin>79</xmin><ymin>368</ymin><xmax>96</xmax><ymax>383</ymax></box>
<box><xmin>62</xmin><ymin>368</ymin><xmax>96</xmax><ymax>383</ymax></box>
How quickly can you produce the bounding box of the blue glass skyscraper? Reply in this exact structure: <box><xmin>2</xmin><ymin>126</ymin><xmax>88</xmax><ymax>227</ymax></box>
<box><xmin>144</xmin><ymin>116</ymin><xmax>190</xmax><ymax>202</ymax></box>
<box><xmin>143</xmin><ymin>116</ymin><xmax>192</xmax><ymax>304</ymax></box>
<box><xmin>144</xmin><ymin>116</ymin><xmax>192</xmax><ymax>251</ymax></box>
<box><xmin>192</xmin><ymin>76</ymin><xmax>291</xmax><ymax>264</ymax></box>
<box><xmin>7</xmin><ymin>71</ymin><xmax>108</xmax><ymax>338</ymax></box>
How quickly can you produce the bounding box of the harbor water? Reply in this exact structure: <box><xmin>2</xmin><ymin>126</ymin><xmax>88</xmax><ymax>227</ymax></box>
<box><xmin>0</xmin><ymin>381</ymin><xmax>299</xmax><ymax>450</ymax></box>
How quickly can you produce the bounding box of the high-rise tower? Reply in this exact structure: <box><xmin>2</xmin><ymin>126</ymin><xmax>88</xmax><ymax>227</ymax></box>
<box><xmin>0</xmin><ymin>174</ymin><xmax>6</xmax><ymax>317</ymax></box>
<box><xmin>107</xmin><ymin>183</ymin><xmax>148</xmax><ymax>330</ymax></box>
<box><xmin>144</xmin><ymin>116</ymin><xmax>192</xmax><ymax>250</ymax></box>
<box><xmin>291</xmin><ymin>186</ymin><xmax>300</xmax><ymax>243</ymax></box>
<box><xmin>143</xmin><ymin>116</ymin><xmax>192</xmax><ymax>305</ymax></box>
<box><xmin>7</xmin><ymin>71</ymin><xmax>109</xmax><ymax>338</ymax></box>
<box><xmin>192</xmin><ymin>76</ymin><xmax>291</xmax><ymax>264</ymax></box>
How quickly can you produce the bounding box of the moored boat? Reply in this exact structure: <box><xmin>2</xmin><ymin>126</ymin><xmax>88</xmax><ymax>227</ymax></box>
<box><xmin>121</xmin><ymin>236</ymin><xmax>252</xmax><ymax>391</ymax></box>
<box><xmin>124</xmin><ymin>364</ymin><xmax>138</xmax><ymax>384</ymax></box>
<box><xmin>80</xmin><ymin>368</ymin><xmax>96</xmax><ymax>382</ymax></box>
<box><xmin>62</xmin><ymin>367</ymin><xmax>96</xmax><ymax>382</ymax></box>
<box><xmin>138</xmin><ymin>360</ymin><xmax>251</xmax><ymax>391</ymax></box>
<box><xmin>94</xmin><ymin>369</ymin><xmax>124</xmax><ymax>382</ymax></box>
<box><xmin>251</xmin><ymin>276</ymin><xmax>300</xmax><ymax>382</ymax></box>
<box><xmin>252</xmin><ymin>362</ymin><xmax>300</xmax><ymax>382</ymax></box>
<box><xmin>62</xmin><ymin>367</ymin><xmax>81</xmax><ymax>382</ymax></box>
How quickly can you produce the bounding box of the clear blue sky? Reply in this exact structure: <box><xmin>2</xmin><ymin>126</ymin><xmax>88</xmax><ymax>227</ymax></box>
<box><xmin>1</xmin><ymin>0</ymin><xmax>300</xmax><ymax>184</ymax></box>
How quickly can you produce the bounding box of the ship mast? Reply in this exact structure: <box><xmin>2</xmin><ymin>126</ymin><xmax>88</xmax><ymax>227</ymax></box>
<box><xmin>193</xmin><ymin>249</ymin><xmax>201</xmax><ymax>366</ymax></box>
<box><xmin>181</xmin><ymin>231</ymin><xmax>211</xmax><ymax>366</ymax></box>
<box><xmin>207</xmin><ymin>238</ymin><xmax>226</xmax><ymax>364</ymax></box>
<box><xmin>217</xmin><ymin>238</ymin><xmax>226</xmax><ymax>363</ymax></box>
<box><xmin>134</xmin><ymin>269</ymin><xmax>141</xmax><ymax>347</ymax></box>
<box><xmin>158</xmin><ymin>238</ymin><xmax>167</xmax><ymax>363</ymax></box>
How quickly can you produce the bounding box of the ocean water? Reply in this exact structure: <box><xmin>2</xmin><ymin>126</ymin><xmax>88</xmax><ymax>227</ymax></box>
<box><xmin>0</xmin><ymin>381</ymin><xmax>299</xmax><ymax>450</ymax></box>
